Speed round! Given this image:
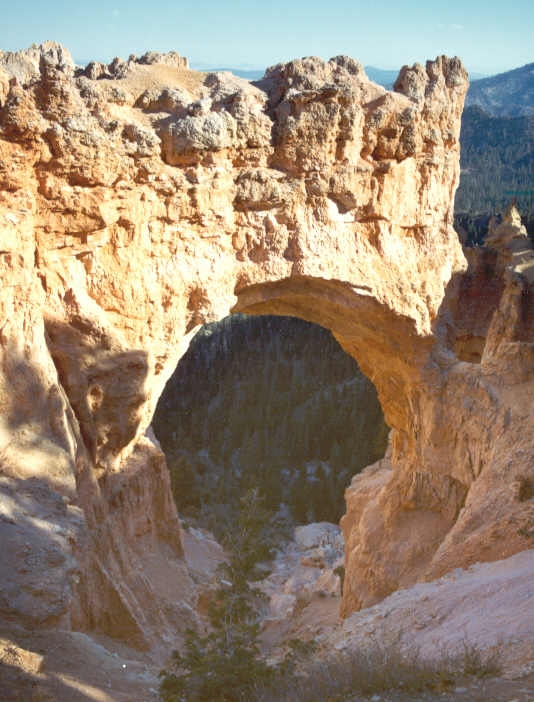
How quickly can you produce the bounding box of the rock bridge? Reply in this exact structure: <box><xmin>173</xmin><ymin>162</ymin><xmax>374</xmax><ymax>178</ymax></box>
<box><xmin>1</xmin><ymin>42</ymin><xmax>533</xmax><ymax>653</ymax></box>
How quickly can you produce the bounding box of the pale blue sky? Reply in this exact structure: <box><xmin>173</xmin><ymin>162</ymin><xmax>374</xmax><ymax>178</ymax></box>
<box><xmin>1</xmin><ymin>0</ymin><xmax>533</xmax><ymax>75</ymax></box>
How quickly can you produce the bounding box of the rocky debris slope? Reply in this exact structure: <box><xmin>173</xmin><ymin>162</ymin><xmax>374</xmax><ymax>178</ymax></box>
<box><xmin>326</xmin><ymin>548</ymin><xmax>534</xmax><ymax>679</ymax></box>
<box><xmin>2</xmin><ymin>547</ymin><xmax>534</xmax><ymax>701</ymax></box>
<box><xmin>0</xmin><ymin>40</ymin><xmax>533</xmax><ymax>668</ymax></box>
<box><xmin>261</xmin><ymin>528</ymin><xmax>534</xmax><ymax>699</ymax></box>
<box><xmin>269</xmin><ymin>548</ymin><xmax>534</xmax><ymax>701</ymax></box>
<box><xmin>0</xmin><ymin>628</ymin><xmax>161</xmax><ymax>702</ymax></box>
<box><xmin>260</xmin><ymin>522</ymin><xmax>344</xmax><ymax>621</ymax></box>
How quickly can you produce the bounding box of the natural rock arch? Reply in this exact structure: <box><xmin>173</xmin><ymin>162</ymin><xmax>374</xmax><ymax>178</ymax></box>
<box><xmin>1</xmin><ymin>43</ymin><xmax>533</xmax><ymax>652</ymax></box>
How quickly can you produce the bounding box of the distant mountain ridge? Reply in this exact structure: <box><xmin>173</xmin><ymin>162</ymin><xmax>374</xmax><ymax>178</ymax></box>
<box><xmin>466</xmin><ymin>62</ymin><xmax>534</xmax><ymax>117</ymax></box>
<box><xmin>191</xmin><ymin>66</ymin><xmax>265</xmax><ymax>80</ymax></box>
<box><xmin>363</xmin><ymin>66</ymin><xmax>398</xmax><ymax>88</ymax></box>
<box><xmin>455</xmin><ymin>61</ymin><xmax>534</xmax><ymax>223</ymax></box>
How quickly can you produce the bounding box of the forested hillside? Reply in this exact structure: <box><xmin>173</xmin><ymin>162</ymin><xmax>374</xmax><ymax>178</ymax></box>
<box><xmin>465</xmin><ymin>62</ymin><xmax>534</xmax><ymax>117</ymax></box>
<box><xmin>454</xmin><ymin>105</ymin><xmax>534</xmax><ymax>245</ymax></box>
<box><xmin>455</xmin><ymin>106</ymin><xmax>534</xmax><ymax>215</ymax></box>
<box><xmin>154</xmin><ymin>315</ymin><xmax>388</xmax><ymax>539</ymax></box>
<box><xmin>452</xmin><ymin>61</ymin><xmax>534</xmax><ymax>245</ymax></box>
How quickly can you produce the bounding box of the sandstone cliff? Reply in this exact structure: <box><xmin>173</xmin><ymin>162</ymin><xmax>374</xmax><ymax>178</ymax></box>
<box><xmin>0</xmin><ymin>41</ymin><xmax>532</xmax><ymax>655</ymax></box>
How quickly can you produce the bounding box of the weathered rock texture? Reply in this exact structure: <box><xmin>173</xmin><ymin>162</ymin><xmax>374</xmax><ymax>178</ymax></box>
<box><xmin>0</xmin><ymin>41</ymin><xmax>533</xmax><ymax>654</ymax></box>
<box><xmin>260</xmin><ymin>522</ymin><xmax>345</xmax><ymax>622</ymax></box>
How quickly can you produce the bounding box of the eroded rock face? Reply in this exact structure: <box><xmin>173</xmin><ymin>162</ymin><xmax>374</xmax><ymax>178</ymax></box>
<box><xmin>0</xmin><ymin>42</ymin><xmax>532</xmax><ymax>653</ymax></box>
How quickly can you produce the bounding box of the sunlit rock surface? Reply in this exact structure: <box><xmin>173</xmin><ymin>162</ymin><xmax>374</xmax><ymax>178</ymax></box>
<box><xmin>1</xmin><ymin>41</ymin><xmax>533</xmax><ymax>657</ymax></box>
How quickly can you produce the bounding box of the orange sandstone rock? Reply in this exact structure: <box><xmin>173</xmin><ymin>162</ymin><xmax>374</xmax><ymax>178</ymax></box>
<box><xmin>1</xmin><ymin>42</ymin><xmax>532</xmax><ymax>653</ymax></box>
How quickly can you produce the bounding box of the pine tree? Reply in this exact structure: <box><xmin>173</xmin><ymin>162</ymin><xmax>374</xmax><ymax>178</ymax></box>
<box><xmin>159</xmin><ymin>489</ymin><xmax>279</xmax><ymax>702</ymax></box>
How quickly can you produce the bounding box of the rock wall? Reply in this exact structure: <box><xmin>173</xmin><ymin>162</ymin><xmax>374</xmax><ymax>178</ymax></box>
<box><xmin>0</xmin><ymin>42</ymin><xmax>533</xmax><ymax>652</ymax></box>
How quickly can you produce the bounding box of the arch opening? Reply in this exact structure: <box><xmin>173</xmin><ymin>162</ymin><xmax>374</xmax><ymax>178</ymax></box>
<box><xmin>153</xmin><ymin>312</ymin><xmax>389</xmax><ymax>546</ymax></box>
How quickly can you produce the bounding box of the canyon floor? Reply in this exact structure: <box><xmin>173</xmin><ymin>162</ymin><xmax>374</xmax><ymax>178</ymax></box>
<box><xmin>2</xmin><ymin>529</ymin><xmax>534</xmax><ymax>702</ymax></box>
<box><xmin>2</xmin><ymin>628</ymin><xmax>534</xmax><ymax>702</ymax></box>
